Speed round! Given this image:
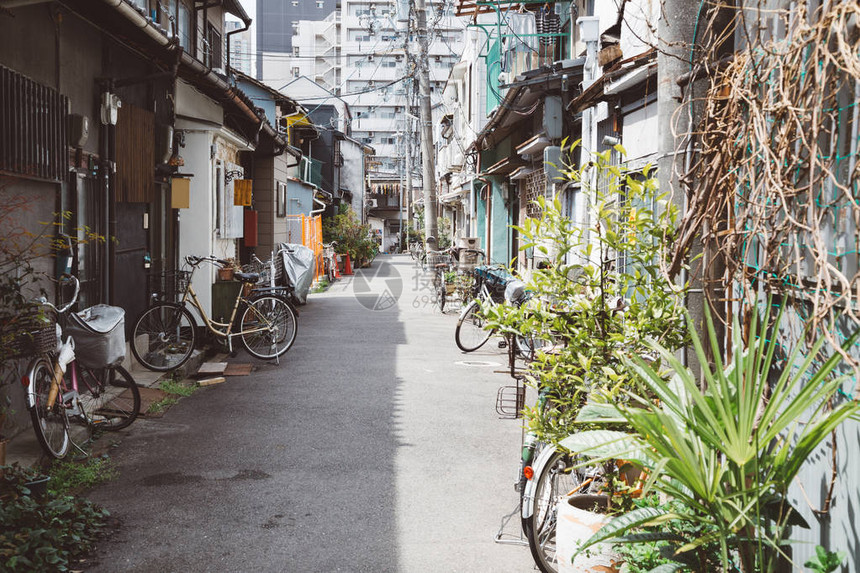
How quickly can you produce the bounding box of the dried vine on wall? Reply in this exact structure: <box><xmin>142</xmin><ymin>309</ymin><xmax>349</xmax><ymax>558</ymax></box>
<box><xmin>671</xmin><ymin>1</ymin><xmax>860</xmax><ymax>378</ymax></box>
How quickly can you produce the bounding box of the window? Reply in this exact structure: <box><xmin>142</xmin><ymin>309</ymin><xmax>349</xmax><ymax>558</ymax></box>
<box><xmin>276</xmin><ymin>182</ymin><xmax>287</xmax><ymax>217</ymax></box>
<box><xmin>292</xmin><ymin>67</ymin><xmax>300</xmax><ymax>78</ymax></box>
<box><xmin>293</xmin><ymin>46</ymin><xmax>300</xmax><ymax>56</ymax></box>
<box><xmin>177</xmin><ymin>3</ymin><xmax>191</xmax><ymax>50</ymax></box>
<box><xmin>205</xmin><ymin>23</ymin><xmax>223</xmax><ymax>69</ymax></box>
<box><xmin>317</xmin><ymin>0</ymin><xmax>324</xmax><ymax>7</ymax></box>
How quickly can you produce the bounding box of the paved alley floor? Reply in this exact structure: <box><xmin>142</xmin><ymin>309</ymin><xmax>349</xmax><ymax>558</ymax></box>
<box><xmin>85</xmin><ymin>254</ymin><xmax>536</xmax><ymax>572</ymax></box>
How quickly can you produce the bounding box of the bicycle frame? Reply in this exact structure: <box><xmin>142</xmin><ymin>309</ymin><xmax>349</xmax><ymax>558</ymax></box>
<box><xmin>178</xmin><ymin>265</ymin><xmax>282</xmax><ymax>353</ymax></box>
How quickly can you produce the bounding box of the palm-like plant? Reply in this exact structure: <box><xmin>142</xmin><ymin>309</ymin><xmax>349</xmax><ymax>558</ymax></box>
<box><xmin>562</xmin><ymin>301</ymin><xmax>860</xmax><ymax>572</ymax></box>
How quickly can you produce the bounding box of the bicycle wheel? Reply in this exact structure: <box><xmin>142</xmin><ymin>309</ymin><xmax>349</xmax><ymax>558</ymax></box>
<box><xmin>240</xmin><ymin>295</ymin><xmax>298</xmax><ymax>359</ymax></box>
<box><xmin>434</xmin><ymin>272</ymin><xmax>448</xmax><ymax>313</ymax></box>
<box><xmin>27</xmin><ymin>356</ymin><xmax>70</xmax><ymax>459</ymax></box>
<box><xmin>523</xmin><ymin>450</ymin><xmax>585</xmax><ymax>573</ymax></box>
<box><xmin>455</xmin><ymin>300</ymin><xmax>493</xmax><ymax>352</ymax></box>
<box><xmin>132</xmin><ymin>303</ymin><xmax>197</xmax><ymax>371</ymax></box>
<box><xmin>76</xmin><ymin>365</ymin><xmax>140</xmax><ymax>430</ymax></box>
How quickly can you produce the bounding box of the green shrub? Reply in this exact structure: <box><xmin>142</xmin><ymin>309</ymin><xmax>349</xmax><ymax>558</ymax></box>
<box><xmin>47</xmin><ymin>456</ymin><xmax>117</xmax><ymax>496</ymax></box>
<box><xmin>0</xmin><ymin>463</ymin><xmax>109</xmax><ymax>572</ymax></box>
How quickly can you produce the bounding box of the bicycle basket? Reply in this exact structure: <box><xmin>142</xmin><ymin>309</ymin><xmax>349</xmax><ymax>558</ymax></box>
<box><xmin>495</xmin><ymin>378</ymin><xmax>526</xmax><ymax>419</ymax></box>
<box><xmin>425</xmin><ymin>251</ymin><xmax>452</xmax><ymax>267</ymax></box>
<box><xmin>147</xmin><ymin>270</ymin><xmax>191</xmax><ymax>302</ymax></box>
<box><xmin>7</xmin><ymin>311</ymin><xmax>58</xmax><ymax>359</ymax></box>
<box><xmin>66</xmin><ymin>305</ymin><xmax>126</xmax><ymax>368</ymax></box>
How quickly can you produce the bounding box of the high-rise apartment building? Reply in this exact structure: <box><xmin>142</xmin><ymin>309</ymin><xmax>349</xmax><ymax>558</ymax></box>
<box><xmin>226</xmin><ymin>20</ymin><xmax>254</xmax><ymax>76</ymax></box>
<box><xmin>257</xmin><ymin>0</ymin><xmax>465</xmax><ymax>179</ymax></box>
<box><xmin>256</xmin><ymin>0</ymin><xmax>338</xmax><ymax>80</ymax></box>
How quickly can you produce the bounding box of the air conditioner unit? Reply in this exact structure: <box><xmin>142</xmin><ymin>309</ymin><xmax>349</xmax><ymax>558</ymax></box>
<box><xmin>369</xmin><ymin>198</ymin><xmax>378</xmax><ymax>207</ymax></box>
<box><xmin>368</xmin><ymin>55</ymin><xmax>374</xmax><ymax>61</ymax></box>
<box><xmin>368</xmin><ymin>132</ymin><xmax>374</xmax><ymax>136</ymax></box>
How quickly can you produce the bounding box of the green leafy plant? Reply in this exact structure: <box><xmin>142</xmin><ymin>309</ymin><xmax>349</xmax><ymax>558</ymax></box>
<box><xmin>564</xmin><ymin>300</ymin><xmax>860</xmax><ymax>573</ymax></box>
<box><xmin>482</xmin><ymin>141</ymin><xmax>687</xmax><ymax>445</ymax></box>
<box><xmin>804</xmin><ymin>546</ymin><xmax>845</xmax><ymax>573</ymax></box>
<box><xmin>311</xmin><ymin>278</ymin><xmax>330</xmax><ymax>293</ymax></box>
<box><xmin>322</xmin><ymin>205</ymin><xmax>377</xmax><ymax>267</ymax></box>
<box><xmin>0</xmin><ymin>463</ymin><xmax>109</xmax><ymax>571</ymax></box>
<box><xmin>148</xmin><ymin>378</ymin><xmax>196</xmax><ymax>414</ymax></box>
<box><xmin>47</xmin><ymin>456</ymin><xmax>117</xmax><ymax>496</ymax></box>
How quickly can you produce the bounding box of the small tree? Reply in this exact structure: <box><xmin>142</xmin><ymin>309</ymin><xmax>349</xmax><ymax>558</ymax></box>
<box><xmin>322</xmin><ymin>205</ymin><xmax>377</xmax><ymax>267</ymax></box>
<box><xmin>484</xmin><ymin>141</ymin><xmax>687</xmax><ymax>444</ymax></box>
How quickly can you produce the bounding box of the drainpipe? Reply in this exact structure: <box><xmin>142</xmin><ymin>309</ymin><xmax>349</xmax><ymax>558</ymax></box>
<box><xmin>577</xmin><ymin>16</ymin><xmax>600</xmax><ymax>254</ymax></box>
<box><xmin>226</xmin><ymin>19</ymin><xmax>251</xmax><ymax>74</ymax></box>
<box><xmin>311</xmin><ymin>195</ymin><xmax>326</xmax><ymax>215</ymax></box>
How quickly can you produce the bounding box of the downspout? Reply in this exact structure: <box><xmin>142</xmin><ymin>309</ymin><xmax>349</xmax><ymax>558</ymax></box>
<box><xmin>311</xmin><ymin>195</ymin><xmax>326</xmax><ymax>215</ymax></box>
<box><xmin>226</xmin><ymin>18</ymin><xmax>251</xmax><ymax>75</ymax></box>
<box><xmin>96</xmin><ymin>0</ymin><xmax>266</xmax><ymax>129</ymax></box>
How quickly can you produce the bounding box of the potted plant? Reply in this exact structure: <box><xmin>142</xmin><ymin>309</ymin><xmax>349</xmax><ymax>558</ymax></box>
<box><xmin>444</xmin><ymin>270</ymin><xmax>457</xmax><ymax>294</ymax></box>
<box><xmin>563</xmin><ymin>301</ymin><xmax>860</xmax><ymax>572</ymax></box>
<box><xmin>0</xmin><ymin>394</ymin><xmax>14</xmax><ymax>470</ymax></box>
<box><xmin>217</xmin><ymin>258</ymin><xmax>239</xmax><ymax>281</ymax></box>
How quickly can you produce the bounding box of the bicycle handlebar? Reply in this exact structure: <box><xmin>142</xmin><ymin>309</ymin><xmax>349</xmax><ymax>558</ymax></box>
<box><xmin>186</xmin><ymin>255</ymin><xmax>231</xmax><ymax>268</ymax></box>
<box><xmin>37</xmin><ymin>274</ymin><xmax>80</xmax><ymax>315</ymax></box>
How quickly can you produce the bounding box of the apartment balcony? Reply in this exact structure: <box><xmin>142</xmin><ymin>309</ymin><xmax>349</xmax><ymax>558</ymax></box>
<box><xmin>437</xmin><ymin>141</ymin><xmax>465</xmax><ymax>174</ymax></box>
<box><xmin>295</xmin><ymin>157</ymin><xmax>323</xmax><ymax>188</ymax></box>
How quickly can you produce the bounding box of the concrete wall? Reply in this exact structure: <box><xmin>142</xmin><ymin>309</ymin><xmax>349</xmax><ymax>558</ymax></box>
<box><xmin>253</xmin><ymin>153</ymin><xmax>292</xmax><ymax>257</ymax></box>
<box><xmin>340</xmin><ymin>139</ymin><xmax>366</xmax><ymax>221</ymax></box>
<box><xmin>286</xmin><ymin>179</ymin><xmax>315</xmax><ymax>216</ymax></box>
<box><xmin>489</xmin><ymin>179</ymin><xmax>510</xmax><ymax>265</ymax></box>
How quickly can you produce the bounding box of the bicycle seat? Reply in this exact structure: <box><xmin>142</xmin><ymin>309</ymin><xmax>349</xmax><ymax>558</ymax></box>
<box><xmin>234</xmin><ymin>272</ymin><xmax>260</xmax><ymax>283</ymax></box>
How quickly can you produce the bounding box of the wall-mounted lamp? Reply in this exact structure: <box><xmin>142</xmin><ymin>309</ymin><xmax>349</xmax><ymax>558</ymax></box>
<box><xmin>225</xmin><ymin>169</ymin><xmax>243</xmax><ymax>185</ymax></box>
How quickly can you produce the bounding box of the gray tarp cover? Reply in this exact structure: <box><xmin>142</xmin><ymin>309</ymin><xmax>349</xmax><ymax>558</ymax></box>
<box><xmin>278</xmin><ymin>243</ymin><xmax>314</xmax><ymax>304</ymax></box>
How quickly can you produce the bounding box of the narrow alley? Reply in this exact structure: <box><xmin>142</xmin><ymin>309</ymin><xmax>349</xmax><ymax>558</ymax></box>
<box><xmin>85</xmin><ymin>254</ymin><xmax>535</xmax><ymax>572</ymax></box>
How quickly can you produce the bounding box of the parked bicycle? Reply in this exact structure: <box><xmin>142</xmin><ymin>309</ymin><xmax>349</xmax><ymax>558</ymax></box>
<box><xmin>131</xmin><ymin>255</ymin><xmax>298</xmax><ymax>371</ymax></box>
<box><xmin>425</xmin><ymin>249</ymin><xmax>454</xmax><ymax>312</ymax></box>
<box><xmin>26</xmin><ymin>275</ymin><xmax>141</xmax><ymax>459</ymax></box>
<box><xmin>408</xmin><ymin>241</ymin><xmax>424</xmax><ymax>262</ymax></box>
<box><xmin>454</xmin><ymin>265</ymin><xmax>517</xmax><ymax>352</ymax></box>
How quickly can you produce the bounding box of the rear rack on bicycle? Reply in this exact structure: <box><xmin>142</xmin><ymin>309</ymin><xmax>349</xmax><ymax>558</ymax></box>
<box><xmin>147</xmin><ymin>270</ymin><xmax>191</xmax><ymax>302</ymax></box>
<box><xmin>495</xmin><ymin>376</ymin><xmax>526</xmax><ymax>419</ymax></box>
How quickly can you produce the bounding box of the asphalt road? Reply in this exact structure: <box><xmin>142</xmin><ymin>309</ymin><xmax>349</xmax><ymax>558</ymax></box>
<box><xmin>86</xmin><ymin>254</ymin><xmax>536</xmax><ymax>572</ymax></box>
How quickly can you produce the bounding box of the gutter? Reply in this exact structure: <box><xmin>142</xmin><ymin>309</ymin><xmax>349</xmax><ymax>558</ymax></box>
<box><xmin>97</xmin><ymin>0</ymin><xmax>281</xmax><ymax>145</ymax></box>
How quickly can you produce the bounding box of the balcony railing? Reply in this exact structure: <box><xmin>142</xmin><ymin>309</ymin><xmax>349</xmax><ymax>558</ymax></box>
<box><xmin>297</xmin><ymin>156</ymin><xmax>323</xmax><ymax>188</ymax></box>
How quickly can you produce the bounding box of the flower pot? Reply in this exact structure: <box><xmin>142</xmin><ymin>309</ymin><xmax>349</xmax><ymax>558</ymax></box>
<box><xmin>0</xmin><ymin>439</ymin><xmax>7</xmax><ymax>475</ymax></box>
<box><xmin>446</xmin><ymin>283</ymin><xmax>456</xmax><ymax>295</ymax></box>
<box><xmin>24</xmin><ymin>476</ymin><xmax>50</xmax><ymax>499</ymax></box>
<box><xmin>556</xmin><ymin>494</ymin><xmax>622</xmax><ymax>573</ymax></box>
<box><xmin>217</xmin><ymin>268</ymin><xmax>235</xmax><ymax>281</ymax></box>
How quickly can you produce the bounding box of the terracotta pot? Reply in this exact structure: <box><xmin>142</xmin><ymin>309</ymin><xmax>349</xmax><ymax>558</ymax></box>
<box><xmin>217</xmin><ymin>268</ymin><xmax>235</xmax><ymax>281</ymax></box>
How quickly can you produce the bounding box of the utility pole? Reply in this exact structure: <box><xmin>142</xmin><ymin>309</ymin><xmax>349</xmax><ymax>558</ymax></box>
<box><xmin>398</xmin><ymin>132</ymin><xmax>404</xmax><ymax>253</ymax></box>
<box><xmin>413</xmin><ymin>0</ymin><xmax>438</xmax><ymax>247</ymax></box>
<box><xmin>405</xmin><ymin>103</ymin><xmax>414</xmax><ymax>240</ymax></box>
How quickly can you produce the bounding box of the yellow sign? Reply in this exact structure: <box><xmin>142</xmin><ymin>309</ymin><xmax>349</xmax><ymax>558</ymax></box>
<box><xmin>234</xmin><ymin>179</ymin><xmax>253</xmax><ymax>206</ymax></box>
<box><xmin>171</xmin><ymin>178</ymin><xmax>191</xmax><ymax>209</ymax></box>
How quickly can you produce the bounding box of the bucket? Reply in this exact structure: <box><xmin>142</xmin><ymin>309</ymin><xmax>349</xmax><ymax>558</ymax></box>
<box><xmin>556</xmin><ymin>495</ymin><xmax>622</xmax><ymax>572</ymax></box>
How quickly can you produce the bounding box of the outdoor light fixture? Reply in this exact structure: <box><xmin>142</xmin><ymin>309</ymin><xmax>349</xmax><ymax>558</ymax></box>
<box><xmin>224</xmin><ymin>169</ymin><xmax>243</xmax><ymax>185</ymax></box>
